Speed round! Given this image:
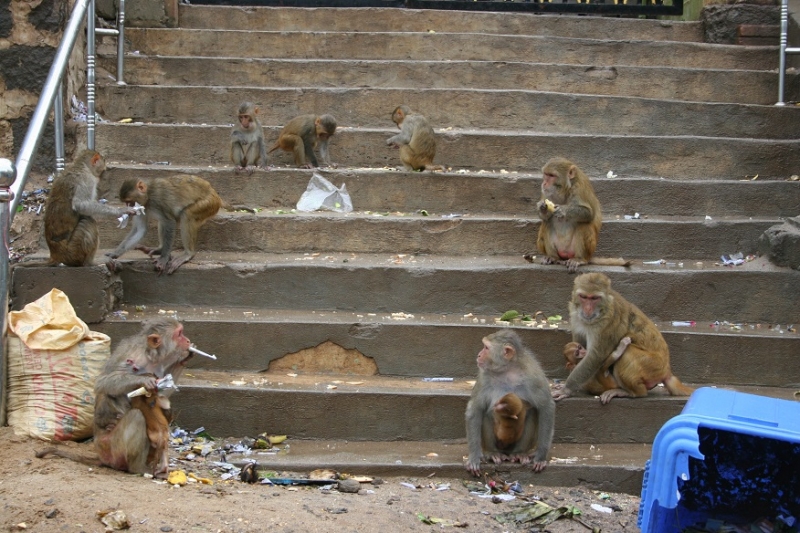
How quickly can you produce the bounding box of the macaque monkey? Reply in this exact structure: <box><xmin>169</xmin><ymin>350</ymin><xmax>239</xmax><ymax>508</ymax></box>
<box><xmin>37</xmin><ymin>318</ymin><xmax>193</xmax><ymax>478</ymax></box>
<box><xmin>386</xmin><ymin>105</ymin><xmax>445</xmax><ymax>172</ymax></box>
<box><xmin>528</xmin><ymin>157</ymin><xmax>628</xmax><ymax>272</ymax></box>
<box><xmin>230</xmin><ymin>101</ymin><xmax>269</xmax><ymax>173</ymax></box>
<box><xmin>43</xmin><ymin>149</ymin><xmax>132</xmax><ymax>266</ymax></box>
<box><xmin>268</xmin><ymin>113</ymin><xmax>337</xmax><ymax>168</ymax></box>
<box><xmin>93</xmin><ymin>318</ymin><xmax>193</xmax><ymax>478</ymax></box>
<box><xmin>493</xmin><ymin>393</ymin><xmax>529</xmax><ymax>451</ymax></box>
<box><xmin>552</xmin><ymin>273</ymin><xmax>694</xmax><ymax>404</ymax></box>
<box><xmin>465</xmin><ymin>329</ymin><xmax>555</xmax><ymax>476</ymax></box>
<box><xmin>106</xmin><ymin>175</ymin><xmax>222</xmax><ymax>275</ymax></box>
<box><xmin>562</xmin><ymin>336</ymin><xmax>630</xmax><ymax>396</ymax></box>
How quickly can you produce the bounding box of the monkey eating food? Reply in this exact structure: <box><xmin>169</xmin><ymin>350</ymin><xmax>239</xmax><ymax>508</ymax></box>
<box><xmin>269</xmin><ymin>113</ymin><xmax>337</xmax><ymax>168</ymax></box>
<box><xmin>106</xmin><ymin>175</ymin><xmax>222</xmax><ymax>275</ymax></box>
<box><xmin>386</xmin><ymin>105</ymin><xmax>445</xmax><ymax>172</ymax></box>
<box><xmin>465</xmin><ymin>329</ymin><xmax>555</xmax><ymax>476</ymax></box>
<box><xmin>552</xmin><ymin>272</ymin><xmax>693</xmax><ymax>404</ymax></box>
<box><xmin>527</xmin><ymin>157</ymin><xmax>628</xmax><ymax>272</ymax></box>
<box><xmin>230</xmin><ymin>101</ymin><xmax>269</xmax><ymax>173</ymax></box>
<box><xmin>37</xmin><ymin>318</ymin><xmax>194</xmax><ymax>478</ymax></box>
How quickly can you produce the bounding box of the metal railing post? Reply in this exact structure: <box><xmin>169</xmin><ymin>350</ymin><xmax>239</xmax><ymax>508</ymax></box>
<box><xmin>0</xmin><ymin>159</ymin><xmax>17</xmax><ymax>426</ymax></box>
<box><xmin>54</xmin><ymin>82</ymin><xmax>66</xmax><ymax>172</ymax></box>
<box><xmin>117</xmin><ymin>0</ymin><xmax>126</xmax><ymax>84</ymax></box>
<box><xmin>87</xmin><ymin>0</ymin><xmax>97</xmax><ymax>150</ymax></box>
<box><xmin>777</xmin><ymin>0</ymin><xmax>800</xmax><ymax>105</ymax></box>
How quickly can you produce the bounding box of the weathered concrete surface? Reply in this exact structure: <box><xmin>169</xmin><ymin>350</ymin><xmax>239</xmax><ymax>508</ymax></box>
<box><xmin>759</xmin><ymin>215</ymin><xmax>800</xmax><ymax>269</ymax></box>
<box><xmin>103</xmin><ymin>166</ymin><xmax>800</xmax><ymax>218</ymax></box>
<box><xmin>169</xmin><ymin>372</ymin><xmax>791</xmax><ymax>443</ymax></box>
<box><xmin>92</xmin><ymin>124</ymin><xmax>800</xmax><ymax>179</ymax></box>
<box><xmin>178</xmin><ymin>5</ymin><xmax>703</xmax><ymax>43</ymax></box>
<box><xmin>9</xmin><ymin>265</ymin><xmax>118</xmax><ymax>323</ymax></box>
<box><xmin>96</xmin><ymin>86</ymin><xmax>800</xmax><ymax>138</ymax></box>
<box><xmin>93</xmin><ymin>312</ymin><xmax>800</xmax><ymax>387</ymax></box>
<box><xmin>95</xmin><ymin>211</ymin><xmax>779</xmax><ymax>259</ymax></box>
<box><xmin>703</xmin><ymin>3</ymin><xmax>780</xmax><ymax>44</ymax></box>
<box><xmin>124</xmin><ymin>28</ymin><xmax>776</xmax><ymax>70</ymax></box>
<box><xmin>214</xmin><ymin>439</ymin><xmax>649</xmax><ymax>495</ymax></box>
<box><xmin>101</xmin><ymin>56</ymin><xmax>793</xmax><ymax>105</ymax></box>
<box><xmin>83</xmin><ymin>255</ymin><xmax>800</xmax><ymax>323</ymax></box>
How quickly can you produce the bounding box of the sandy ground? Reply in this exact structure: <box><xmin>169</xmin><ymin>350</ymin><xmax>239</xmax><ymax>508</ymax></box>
<box><xmin>0</xmin><ymin>426</ymin><xmax>642</xmax><ymax>533</ymax></box>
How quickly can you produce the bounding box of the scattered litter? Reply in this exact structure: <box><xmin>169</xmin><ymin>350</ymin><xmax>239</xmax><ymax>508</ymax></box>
<box><xmin>721</xmin><ymin>252</ymin><xmax>744</xmax><ymax>265</ymax></box>
<box><xmin>167</xmin><ymin>470</ymin><xmax>187</xmax><ymax>486</ymax></box>
<box><xmin>416</xmin><ymin>513</ymin><xmax>467</xmax><ymax>527</ymax></box>
<box><xmin>500</xmin><ymin>310</ymin><xmax>519</xmax><ymax>321</ymax></box>
<box><xmin>127</xmin><ymin>373</ymin><xmax>177</xmax><ymax>399</ymax></box>
<box><xmin>441</xmin><ymin>213</ymin><xmax>463</xmax><ymax>219</ymax></box>
<box><xmin>705</xmin><ymin>215</ymin><xmax>713</xmax><ymax>220</ymax></box>
<box><xmin>495</xmin><ymin>500</ymin><xmax>587</xmax><ymax>528</ymax></box>
<box><xmin>643</xmin><ymin>259</ymin><xmax>666</xmax><ymax>265</ymax></box>
<box><xmin>296</xmin><ymin>172</ymin><xmax>353</xmax><ymax>213</ymax></box>
<box><xmin>423</xmin><ymin>377</ymin><xmax>454</xmax><ymax>382</ymax></box>
<box><xmin>590</xmin><ymin>503</ymin><xmax>613</xmax><ymax>514</ymax></box>
<box><xmin>400</xmin><ymin>482</ymin><xmax>419</xmax><ymax>490</ymax></box>
<box><xmin>671</xmin><ymin>321</ymin><xmax>696</xmax><ymax>327</ymax></box>
<box><xmin>96</xmin><ymin>509</ymin><xmax>130</xmax><ymax>531</ymax></box>
<box><xmin>607</xmin><ymin>171</ymin><xmax>618</xmax><ymax>179</ymax></box>
<box><xmin>623</xmin><ymin>212</ymin><xmax>641</xmax><ymax>220</ymax></box>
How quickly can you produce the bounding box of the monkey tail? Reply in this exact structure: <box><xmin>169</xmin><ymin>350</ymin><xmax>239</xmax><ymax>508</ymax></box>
<box><xmin>588</xmin><ymin>257</ymin><xmax>632</xmax><ymax>268</ymax></box>
<box><xmin>35</xmin><ymin>446</ymin><xmax>100</xmax><ymax>466</ymax></box>
<box><xmin>267</xmin><ymin>142</ymin><xmax>280</xmax><ymax>154</ymax></box>
<box><xmin>663</xmin><ymin>375</ymin><xmax>694</xmax><ymax>397</ymax></box>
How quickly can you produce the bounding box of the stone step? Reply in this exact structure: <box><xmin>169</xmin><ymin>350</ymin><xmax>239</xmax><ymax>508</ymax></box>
<box><xmin>88</xmin><ymin>308</ymin><xmax>800</xmax><ymax>387</ymax></box>
<box><xmin>122</xmin><ymin>28</ymin><xmax>775</xmax><ymax>71</ymax></box>
<box><xmin>177</xmin><ymin>5</ymin><xmax>703</xmax><ymax>43</ymax></box>
<box><xmin>198</xmin><ymin>438</ymin><xmax>651</xmax><ymax>495</ymax></box>
<box><xmin>13</xmin><ymin>256</ymin><xmax>798</xmax><ymax>323</ymax></box>
<box><xmin>94</xmin><ymin>210</ymin><xmax>779</xmax><ymax>259</ymax></box>
<box><xmin>102</xmin><ymin>166</ymin><xmax>800</xmax><ymax>218</ymax></box>
<box><xmin>91</xmin><ymin>124</ymin><xmax>800</xmax><ymax>179</ymax></box>
<box><xmin>157</xmin><ymin>370</ymin><xmax>793</xmax><ymax>444</ymax></box>
<box><xmin>96</xmin><ymin>86</ymin><xmax>800</xmax><ymax>139</ymax></box>
<box><xmin>100</xmin><ymin>57</ymin><xmax>790</xmax><ymax>105</ymax></box>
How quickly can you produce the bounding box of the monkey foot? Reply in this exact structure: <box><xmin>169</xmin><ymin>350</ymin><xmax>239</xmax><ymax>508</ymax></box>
<box><xmin>510</xmin><ymin>453</ymin><xmax>532</xmax><ymax>465</ymax></box>
<box><xmin>522</xmin><ymin>252</ymin><xmax>536</xmax><ymax>263</ymax></box>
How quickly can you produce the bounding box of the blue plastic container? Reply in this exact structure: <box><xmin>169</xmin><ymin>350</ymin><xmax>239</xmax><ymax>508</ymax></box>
<box><xmin>638</xmin><ymin>387</ymin><xmax>800</xmax><ymax>533</ymax></box>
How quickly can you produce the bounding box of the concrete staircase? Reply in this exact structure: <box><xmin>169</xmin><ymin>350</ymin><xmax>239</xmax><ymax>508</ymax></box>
<box><xmin>12</xmin><ymin>5</ymin><xmax>800</xmax><ymax>494</ymax></box>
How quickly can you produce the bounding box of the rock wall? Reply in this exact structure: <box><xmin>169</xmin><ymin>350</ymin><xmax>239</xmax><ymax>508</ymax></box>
<box><xmin>0</xmin><ymin>0</ymin><xmax>83</xmax><ymax>171</ymax></box>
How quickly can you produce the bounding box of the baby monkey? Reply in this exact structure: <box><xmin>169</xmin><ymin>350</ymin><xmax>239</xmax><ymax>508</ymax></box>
<box><xmin>269</xmin><ymin>113</ymin><xmax>337</xmax><ymax>168</ymax></box>
<box><xmin>230</xmin><ymin>101</ymin><xmax>268</xmax><ymax>173</ymax></box>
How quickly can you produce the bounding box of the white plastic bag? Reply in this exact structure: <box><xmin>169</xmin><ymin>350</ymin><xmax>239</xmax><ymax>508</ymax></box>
<box><xmin>296</xmin><ymin>172</ymin><xmax>353</xmax><ymax>213</ymax></box>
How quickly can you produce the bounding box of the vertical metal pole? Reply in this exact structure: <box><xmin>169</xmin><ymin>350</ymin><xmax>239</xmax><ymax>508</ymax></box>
<box><xmin>117</xmin><ymin>0</ymin><xmax>126</xmax><ymax>85</ymax></box>
<box><xmin>54</xmin><ymin>82</ymin><xmax>66</xmax><ymax>172</ymax></box>
<box><xmin>0</xmin><ymin>159</ymin><xmax>17</xmax><ymax>426</ymax></box>
<box><xmin>777</xmin><ymin>0</ymin><xmax>788</xmax><ymax>106</ymax></box>
<box><xmin>87</xmin><ymin>0</ymin><xmax>97</xmax><ymax>149</ymax></box>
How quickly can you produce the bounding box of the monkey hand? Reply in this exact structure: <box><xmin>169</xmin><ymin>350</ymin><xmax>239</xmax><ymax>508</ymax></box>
<box><xmin>105</xmin><ymin>256</ymin><xmax>122</xmax><ymax>273</ymax></box>
<box><xmin>530</xmin><ymin>457</ymin><xmax>548</xmax><ymax>473</ymax></box>
<box><xmin>141</xmin><ymin>375</ymin><xmax>159</xmax><ymax>393</ymax></box>
<box><xmin>536</xmin><ymin>200</ymin><xmax>554</xmax><ymax>220</ymax></box>
<box><xmin>551</xmin><ymin>383</ymin><xmax>574</xmax><ymax>401</ymax></box>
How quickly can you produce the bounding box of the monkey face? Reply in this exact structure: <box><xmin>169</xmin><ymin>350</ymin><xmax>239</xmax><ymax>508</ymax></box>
<box><xmin>476</xmin><ymin>338</ymin><xmax>493</xmax><ymax>369</ymax></box>
<box><xmin>239</xmin><ymin>114</ymin><xmax>253</xmax><ymax>130</ymax></box>
<box><xmin>172</xmin><ymin>325</ymin><xmax>191</xmax><ymax>352</ymax></box>
<box><xmin>575</xmin><ymin>292</ymin><xmax>603</xmax><ymax>322</ymax></box>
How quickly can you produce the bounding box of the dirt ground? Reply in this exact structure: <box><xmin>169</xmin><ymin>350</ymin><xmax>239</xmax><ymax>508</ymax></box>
<box><xmin>0</xmin><ymin>426</ymin><xmax>642</xmax><ymax>533</ymax></box>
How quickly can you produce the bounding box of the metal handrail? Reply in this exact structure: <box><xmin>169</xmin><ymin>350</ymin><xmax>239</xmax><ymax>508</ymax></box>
<box><xmin>778</xmin><ymin>0</ymin><xmax>800</xmax><ymax>105</ymax></box>
<box><xmin>0</xmin><ymin>0</ymin><xmax>126</xmax><ymax>424</ymax></box>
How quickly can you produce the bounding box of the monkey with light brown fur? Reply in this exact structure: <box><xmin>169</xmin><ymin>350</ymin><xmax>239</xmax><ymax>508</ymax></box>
<box><xmin>37</xmin><ymin>318</ymin><xmax>194</xmax><ymax>478</ymax></box>
<box><xmin>465</xmin><ymin>329</ymin><xmax>555</xmax><ymax>476</ymax></box>
<box><xmin>106</xmin><ymin>175</ymin><xmax>222</xmax><ymax>275</ymax></box>
<box><xmin>230</xmin><ymin>101</ymin><xmax>269</xmax><ymax>173</ymax></box>
<box><xmin>527</xmin><ymin>157</ymin><xmax>628</xmax><ymax>273</ymax></box>
<box><xmin>493</xmin><ymin>393</ymin><xmax>529</xmax><ymax>452</ymax></box>
<box><xmin>552</xmin><ymin>273</ymin><xmax>693</xmax><ymax>404</ymax></box>
<box><xmin>269</xmin><ymin>114</ymin><xmax>337</xmax><ymax>168</ymax></box>
<box><xmin>386</xmin><ymin>105</ymin><xmax>445</xmax><ymax>172</ymax></box>
<box><xmin>563</xmin><ymin>335</ymin><xmax>630</xmax><ymax>396</ymax></box>
<box><xmin>42</xmin><ymin>149</ymin><xmax>133</xmax><ymax>267</ymax></box>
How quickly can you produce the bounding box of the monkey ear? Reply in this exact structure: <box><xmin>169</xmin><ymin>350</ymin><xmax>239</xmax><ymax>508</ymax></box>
<box><xmin>136</xmin><ymin>180</ymin><xmax>147</xmax><ymax>194</ymax></box>
<box><xmin>147</xmin><ymin>333</ymin><xmax>162</xmax><ymax>350</ymax></box>
<box><xmin>91</xmin><ymin>153</ymin><xmax>101</xmax><ymax>166</ymax></box>
<box><xmin>567</xmin><ymin>165</ymin><xmax>578</xmax><ymax>182</ymax></box>
<box><xmin>503</xmin><ymin>344</ymin><xmax>516</xmax><ymax>361</ymax></box>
